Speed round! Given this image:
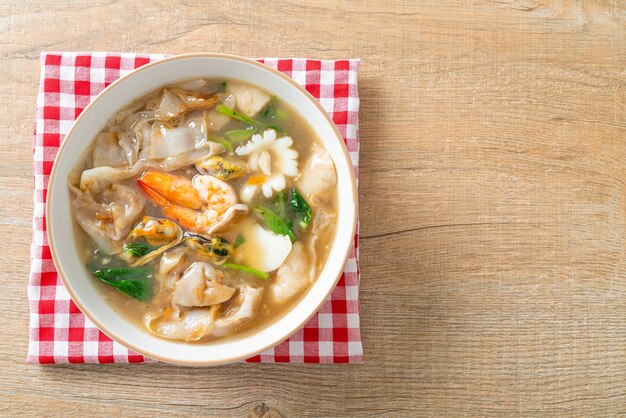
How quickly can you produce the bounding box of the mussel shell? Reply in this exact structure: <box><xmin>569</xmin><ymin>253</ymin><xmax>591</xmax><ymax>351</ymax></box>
<box><xmin>126</xmin><ymin>216</ymin><xmax>184</xmax><ymax>266</ymax></box>
<box><xmin>184</xmin><ymin>232</ymin><xmax>233</xmax><ymax>265</ymax></box>
<box><xmin>195</xmin><ymin>156</ymin><xmax>247</xmax><ymax>181</ymax></box>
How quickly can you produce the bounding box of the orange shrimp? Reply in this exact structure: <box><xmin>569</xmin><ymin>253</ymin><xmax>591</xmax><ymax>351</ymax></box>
<box><xmin>138</xmin><ymin>170</ymin><xmax>202</xmax><ymax>209</ymax></box>
<box><xmin>138</xmin><ymin>170</ymin><xmax>247</xmax><ymax>234</ymax></box>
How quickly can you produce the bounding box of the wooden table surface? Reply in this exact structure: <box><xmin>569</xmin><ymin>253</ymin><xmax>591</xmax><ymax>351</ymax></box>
<box><xmin>1</xmin><ymin>1</ymin><xmax>624</xmax><ymax>416</ymax></box>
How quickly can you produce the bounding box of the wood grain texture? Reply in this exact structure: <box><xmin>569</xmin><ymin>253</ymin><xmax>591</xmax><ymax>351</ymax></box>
<box><xmin>0</xmin><ymin>0</ymin><xmax>625</xmax><ymax>416</ymax></box>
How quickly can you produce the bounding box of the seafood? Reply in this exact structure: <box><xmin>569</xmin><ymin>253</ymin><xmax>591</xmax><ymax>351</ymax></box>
<box><xmin>184</xmin><ymin>232</ymin><xmax>233</xmax><ymax>265</ymax></box>
<box><xmin>235</xmin><ymin>129</ymin><xmax>299</xmax><ymax>202</ymax></box>
<box><xmin>124</xmin><ymin>216</ymin><xmax>184</xmax><ymax>266</ymax></box>
<box><xmin>195</xmin><ymin>155</ymin><xmax>247</xmax><ymax>181</ymax></box>
<box><xmin>138</xmin><ymin>170</ymin><xmax>248</xmax><ymax>234</ymax></box>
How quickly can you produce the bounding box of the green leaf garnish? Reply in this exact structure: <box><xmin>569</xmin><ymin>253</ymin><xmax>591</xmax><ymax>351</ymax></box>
<box><xmin>220</xmin><ymin>81</ymin><xmax>227</xmax><ymax>92</ymax></box>
<box><xmin>216</xmin><ymin>104</ymin><xmax>262</xmax><ymax>127</ymax></box>
<box><xmin>124</xmin><ymin>241</ymin><xmax>158</xmax><ymax>258</ymax></box>
<box><xmin>225</xmin><ymin>127</ymin><xmax>256</xmax><ymax>142</ymax></box>
<box><xmin>234</xmin><ymin>233</ymin><xmax>246</xmax><ymax>248</ymax></box>
<box><xmin>89</xmin><ymin>267</ymin><xmax>152</xmax><ymax>301</ymax></box>
<box><xmin>290</xmin><ymin>188</ymin><xmax>312</xmax><ymax>229</ymax></box>
<box><xmin>222</xmin><ymin>262</ymin><xmax>269</xmax><ymax>279</ymax></box>
<box><xmin>253</xmin><ymin>205</ymin><xmax>296</xmax><ymax>242</ymax></box>
<box><xmin>208</xmin><ymin>136</ymin><xmax>233</xmax><ymax>151</ymax></box>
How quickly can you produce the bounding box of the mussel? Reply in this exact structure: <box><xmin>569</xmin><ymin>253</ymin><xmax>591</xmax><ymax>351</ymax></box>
<box><xmin>124</xmin><ymin>216</ymin><xmax>183</xmax><ymax>266</ymax></box>
<box><xmin>195</xmin><ymin>155</ymin><xmax>247</xmax><ymax>181</ymax></box>
<box><xmin>184</xmin><ymin>232</ymin><xmax>233</xmax><ymax>265</ymax></box>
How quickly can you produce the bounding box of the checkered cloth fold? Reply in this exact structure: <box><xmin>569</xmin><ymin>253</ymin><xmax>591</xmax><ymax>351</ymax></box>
<box><xmin>28</xmin><ymin>52</ymin><xmax>362</xmax><ymax>364</ymax></box>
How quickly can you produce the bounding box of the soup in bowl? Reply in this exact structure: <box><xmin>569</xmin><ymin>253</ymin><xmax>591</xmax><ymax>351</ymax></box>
<box><xmin>47</xmin><ymin>54</ymin><xmax>357</xmax><ymax>365</ymax></box>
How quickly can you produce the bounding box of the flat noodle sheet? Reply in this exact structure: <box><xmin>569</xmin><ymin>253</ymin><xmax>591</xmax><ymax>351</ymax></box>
<box><xmin>29</xmin><ymin>52</ymin><xmax>361</xmax><ymax>364</ymax></box>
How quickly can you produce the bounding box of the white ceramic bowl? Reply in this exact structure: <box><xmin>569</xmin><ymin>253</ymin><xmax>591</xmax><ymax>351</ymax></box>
<box><xmin>47</xmin><ymin>53</ymin><xmax>357</xmax><ymax>365</ymax></box>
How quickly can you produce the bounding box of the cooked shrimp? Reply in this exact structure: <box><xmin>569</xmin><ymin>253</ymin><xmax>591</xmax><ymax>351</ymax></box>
<box><xmin>138</xmin><ymin>170</ymin><xmax>248</xmax><ymax>234</ymax></box>
<box><xmin>138</xmin><ymin>170</ymin><xmax>202</xmax><ymax>209</ymax></box>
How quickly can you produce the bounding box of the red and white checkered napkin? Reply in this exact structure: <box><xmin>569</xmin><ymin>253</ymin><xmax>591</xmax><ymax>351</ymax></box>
<box><xmin>28</xmin><ymin>52</ymin><xmax>361</xmax><ymax>364</ymax></box>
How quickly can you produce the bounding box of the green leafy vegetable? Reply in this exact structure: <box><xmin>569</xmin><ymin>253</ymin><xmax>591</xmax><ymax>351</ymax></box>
<box><xmin>89</xmin><ymin>267</ymin><xmax>152</xmax><ymax>301</ymax></box>
<box><xmin>124</xmin><ymin>241</ymin><xmax>158</xmax><ymax>258</ymax></box>
<box><xmin>234</xmin><ymin>233</ymin><xmax>246</xmax><ymax>248</ymax></box>
<box><xmin>220</xmin><ymin>81</ymin><xmax>227</xmax><ymax>92</ymax></box>
<box><xmin>222</xmin><ymin>262</ymin><xmax>269</xmax><ymax>279</ymax></box>
<box><xmin>216</xmin><ymin>104</ymin><xmax>261</xmax><ymax>127</ymax></box>
<box><xmin>208</xmin><ymin>136</ymin><xmax>233</xmax><ymax>151</ymax></box>
<box><xmin>290</xmin><ymin>188</ymin><xmax>312</xmax><ymax>229</ymax></box>
<box><xmin>225</xmin><ymin>127</ymin><xmax>256</xmax><ymax>142</ymax></box>
<box><xmin>253</xmin><ymin>205</ymin><xmax>296</xmax><ymax>242</ymax></box>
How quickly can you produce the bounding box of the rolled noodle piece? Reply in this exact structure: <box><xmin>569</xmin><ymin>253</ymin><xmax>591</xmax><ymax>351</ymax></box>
<box><xmin>272</xmin><ymin>242</ymin><xmax>314</xmax><ymax>303</ymax></box>
<box><xmin>70</xmin><ymin>184</ymin><xmax>145</xmax><ymax>255</ymax></box>
<box><xmin>79</xmin><ymin>142</ymin><xmax>225</xmax><ymax>193</ymax></box>
<box><xmin>172</xmin><ymin>262</ymin><xmax>236</xmax><ymax>308</ymax></box>
<box><xmin>297</xmin><ymin>144</ymin><xmax>337</xmax><ymax>201</ymax></box>
<box><xmin>144</xmin><ymin>306</ymin><xmax>219</xmax><ymax>342</ymax></box>
<box><xmin>211</xmin><ymin>286</ymin><xmax>264</xmax><ymax>337</ymax></box>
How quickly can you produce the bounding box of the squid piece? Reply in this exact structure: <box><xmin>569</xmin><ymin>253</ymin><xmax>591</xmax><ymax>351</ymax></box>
<box><xmin>226</xmin><ymin>81</ymin><xmax>271</xmax><ymax>116</ymax></box>
<box><xmin>172</xmin><ymin>262</ymin><xmax>236</xmax><ymax>308</ymax></box>
<box><xmin>235</xmin><ymin>129</ymin><xmax>299</xmax><ymax>203</ymax></box>
<box><xmin>70</xmin><ymin>184</ymin><xmax>145</xmax><ymax>255</ymax></box>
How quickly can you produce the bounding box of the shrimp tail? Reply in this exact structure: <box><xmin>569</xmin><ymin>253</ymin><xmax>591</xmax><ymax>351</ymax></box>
<box><xmin>137</xmin><ymin>180</ymin><xmax>199</xmax><ymax>231</ymax></box>
<box><xmin>137</xmin><ymin>180</ymin><xmax>169</xmax><ymax>207</ymax></box>
<box><xmin>138</xmin><ymin>170</ymin><xmax>203</xmax><ymax>209</ymax></box>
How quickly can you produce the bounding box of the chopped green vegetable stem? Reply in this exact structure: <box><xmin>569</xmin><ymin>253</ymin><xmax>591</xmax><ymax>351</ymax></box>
<box><xmin>274</xmin><ymin>191</ymin><xmax>286</xmax><ymax>219</ymax></box>
<box><xmin>225</xmin><ymin>127</ymin><xmax>256</xmax><ymax>141</ymax></box>
<box><xmin>208</xmin><ymin>136</ymin><xmax>233</xmax><ymax>151</ymax></box>
<box><xmin>216</xmin><ymin>104</ymin><xmax>261</xmax><ymax>127</ymax></box>
<box><xmin>222</xmin><ymin>262</ymin><xmax>269</xmax><ymax>279</ymax></box>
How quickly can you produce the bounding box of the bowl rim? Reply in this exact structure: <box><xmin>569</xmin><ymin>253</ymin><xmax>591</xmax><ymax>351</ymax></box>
<box><xmin>46</xmin><ymin>52</ymin><xmax>358</xmax><ymax>365</ymax></box>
